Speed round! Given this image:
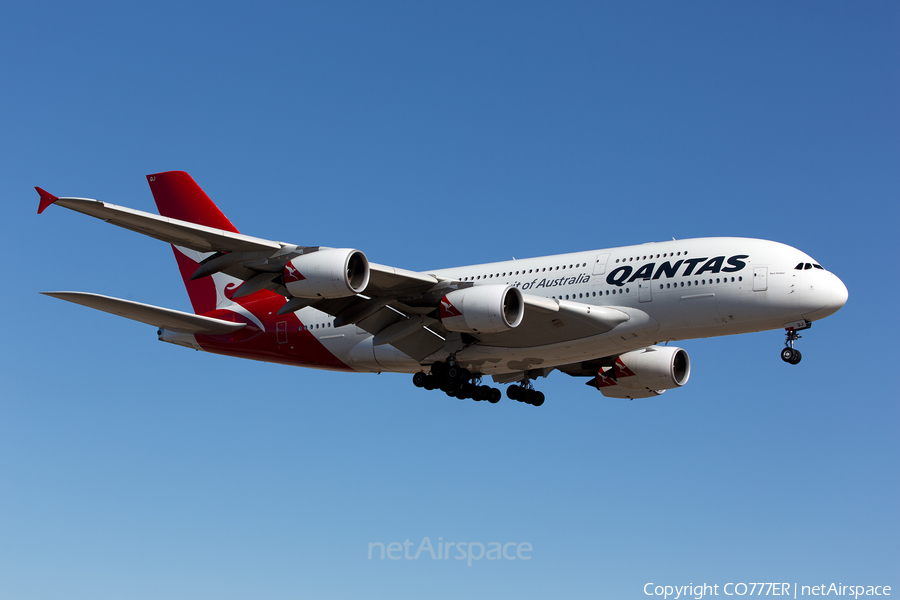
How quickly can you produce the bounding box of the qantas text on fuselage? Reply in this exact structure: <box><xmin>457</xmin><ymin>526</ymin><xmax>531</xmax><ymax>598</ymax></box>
<box><xmin>36</xmin><ymin>171</ymin><xmax>848</xmax><ymax>405</ymax></box>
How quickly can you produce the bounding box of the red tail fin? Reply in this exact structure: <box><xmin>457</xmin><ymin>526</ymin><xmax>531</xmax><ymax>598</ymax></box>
<box><xmin>146</xmin><ymin>171</ymin><xmax>235</xmax><ymax>314</ymax></box>
<box><xmin>146</xmin><ymin>171</ymin><xmax>238</xmax><ymax>232</ymax></box>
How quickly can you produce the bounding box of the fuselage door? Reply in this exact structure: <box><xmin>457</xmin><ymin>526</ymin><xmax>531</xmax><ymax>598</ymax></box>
<box><xmin>753</xmin><ymin>267</ymin><xmax>768</xmax><ymax>292</ymax></box>
<box><xmin>593</xmin><ymin>253</ymin><xmax>610</xmax><ymax>275</ymax></box>
<box><xmin>638</xmin><ymin>279</ymin><xmax>652</xmax><ymax>303</ymax></box>
<box><xmin>276</xmin><ymin>320</ymin><xmax>288</xmax><ymax>344</ymax></box>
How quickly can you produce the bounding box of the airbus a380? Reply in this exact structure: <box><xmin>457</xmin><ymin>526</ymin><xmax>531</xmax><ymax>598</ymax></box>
<box><xmin>37</xmin><ymin>172</ymin><xmax>848</xmax><ymax>406</ymax></box>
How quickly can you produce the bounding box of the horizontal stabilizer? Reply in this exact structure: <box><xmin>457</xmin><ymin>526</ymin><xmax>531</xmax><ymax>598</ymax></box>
<box><xmin>41</xmin><ymin>291</ymin><xmax>247</xmax><ymax>335</ymax></box>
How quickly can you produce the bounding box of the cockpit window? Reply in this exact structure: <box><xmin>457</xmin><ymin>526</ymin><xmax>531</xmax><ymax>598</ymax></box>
<box><xmin>797</xmin><ymin>262</ymin><xmax>825</xmax><ymax>271</ymax></box>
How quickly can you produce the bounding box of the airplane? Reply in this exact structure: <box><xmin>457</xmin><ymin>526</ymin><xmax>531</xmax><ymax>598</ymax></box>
<box><xmin>36</xmin><ymin>171</ymin><xmax>848</xmax><ymax>406</ymax></box>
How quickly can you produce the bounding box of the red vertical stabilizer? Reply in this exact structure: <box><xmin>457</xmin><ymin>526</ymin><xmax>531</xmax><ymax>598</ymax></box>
<box><xmin>146</xmin><ymin>171</ymin><xmax>238</xmax><ymax>232</ymax></box>
<box><xmin>146</xmin><ymin>171</ymin><xmax>238</xmax><ymax>314</ymax></box>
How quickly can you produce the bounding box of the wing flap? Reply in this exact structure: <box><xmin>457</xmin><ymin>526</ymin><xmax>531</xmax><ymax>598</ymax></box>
<box><xmin>42</xmin><ymin>292</ymin><xmax>247</xmax><ymax>335</ymax></box>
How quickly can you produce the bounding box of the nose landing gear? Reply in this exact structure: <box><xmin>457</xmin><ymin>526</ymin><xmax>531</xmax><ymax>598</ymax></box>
<box><xmin>781</xmin><ymin>321</ymin><xmax>811</xmax><ymax>365</ymax></box>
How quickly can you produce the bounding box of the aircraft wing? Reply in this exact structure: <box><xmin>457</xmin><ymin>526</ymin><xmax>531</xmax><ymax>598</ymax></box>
<box><xmin>303</xmin><ymin>292</ymin><xmax>632</xmax><ymax>364</ymax></box>
<box><xmin>36</xmin><ymin>188</ymin><xmax>439</xmax><ymax>297</ymax></box>
<box><xmin>37</xmin><ymin>191</ymin><xmax>284</xmax><ymax>254</ymax></box>
<box><xmin>42</xmin><ymin>292</ymin><xmax>247</xmax><ymax>334</ymax></box>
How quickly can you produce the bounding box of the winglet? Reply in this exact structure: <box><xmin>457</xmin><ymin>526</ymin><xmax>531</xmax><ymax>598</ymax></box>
<box><xmin>35</xmin><ymin>187</ymin><xmax>59</xmax><ymax>214</ymax></box>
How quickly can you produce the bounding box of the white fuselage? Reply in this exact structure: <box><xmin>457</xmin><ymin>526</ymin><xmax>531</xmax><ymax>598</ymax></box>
<box><xmin>300</xmin><ymin>237</ymin><xmax>848</xmax><ymax>375</ymax></box>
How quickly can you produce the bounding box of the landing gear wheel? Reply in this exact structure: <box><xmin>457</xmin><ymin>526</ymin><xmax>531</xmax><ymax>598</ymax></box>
<box><xmin>412</xmin><ymin>372</ymin><xmax>426</xmax><ymax>388</ymax></box>
<box><xmin>507</xmin><ymin>385</ymin><xmax>520</xmax><ymax>400</ymax></box>
<box><xmin>478</xmin><ymin>385</ymin><xmax>492</xmax><ymax>401</ymax></box>
<box><xmin>423</xmin><ymin>375</ymin><xmax>435</xmax><ymax>391</ymax></box>
<box><xmin>522</xmin><ymin>388</ymin><xmax>535</xmax><ymax>405</ymax></box>
<box><xmin>489</xmin><ymin>388</ymin><xmax>501</xmax><ymax>404</ymax></box>
<box><xmin>431</xmin><ymin>361</ymin><xmax>448</xmax><ymax>377</ymax></box>
<box><xmin>781</xmin><ymin>347</ymin><xmax>803</xmax><ymax>364</ymax></box>
<box><xmin>532</xmin><ymin>392</ymin><xmax>545</xmax><ymax>407</ymax></box>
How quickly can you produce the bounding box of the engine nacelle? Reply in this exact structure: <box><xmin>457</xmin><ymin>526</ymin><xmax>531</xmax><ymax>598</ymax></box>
<box><xmin>283</xmin><ymin>248</ymin><xmax>369</xmax><ymax>299</ymax></box>
<box><xmin>440</xmin><ymin>284</ymin><xmax>524</xmax><ymax>334</ymax></box>
<box><xmin>594</xmin><ymin>345</ymin><xmax>690</xmax><ymax>399</ymax></box>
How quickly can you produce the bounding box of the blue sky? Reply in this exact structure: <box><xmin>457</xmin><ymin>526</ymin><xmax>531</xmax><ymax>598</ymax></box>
<box><xmin>2</xmin><ymin>2</ymin><xmax>897</xmax><ymax>598</ymax></box>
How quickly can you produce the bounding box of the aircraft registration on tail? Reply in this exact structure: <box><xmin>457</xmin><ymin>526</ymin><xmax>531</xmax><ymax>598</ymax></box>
<box><xmin>37</xmin><ymin>172</ymin><xmax>848</xmax><ymax>406</ymax></box>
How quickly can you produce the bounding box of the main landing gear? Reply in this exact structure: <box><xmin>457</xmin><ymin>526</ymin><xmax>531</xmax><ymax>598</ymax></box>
<box><xmin>412</xmin><ymin>360</ymin><xmax>513</xmax><ymax>405</ymax></box>
<box><xmin>506</xmin><ymin>383</ymin><xmax>545</xmax><ymax>407</ymax></box>
<box><xmin>781</xmin><ymin>321</ymin><xmax>811</xmax><ymax>365</ymax></box>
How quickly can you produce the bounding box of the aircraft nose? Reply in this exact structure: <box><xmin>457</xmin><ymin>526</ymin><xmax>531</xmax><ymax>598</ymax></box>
<box><xmin>800</xmin><ymin>272</ymin><xmax>848</xmax><ymax>321</ymax></box>
<box><xmin>831</xmin><ymin>274</ymin><xmax>849</xmax><ymax>311</ymax></box>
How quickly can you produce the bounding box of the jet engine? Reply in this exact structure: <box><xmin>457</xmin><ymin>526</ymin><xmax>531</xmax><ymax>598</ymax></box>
<box><xmin>283</xmin><ymin>248</ymin><xmax>370</xmax><ymax>299</ymax></box>
<box><xmin>592</xmin><ymin>345</ymin><xmax>690</xmax><ymax>399</ymax></box>
<box><xmin>440</xmin><ymin>284</ymin><xmax>524</xmax><ymax>334</ymax></box>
